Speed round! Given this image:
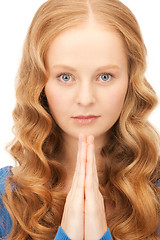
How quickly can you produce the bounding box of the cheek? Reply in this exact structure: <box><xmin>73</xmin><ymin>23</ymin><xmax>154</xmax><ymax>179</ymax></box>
<box><xmin>45</xmin><ymin>87</ymin><xmax>58</xmax><ymax>107</ymax></box>
<box><xmin>106</xmin><ymin>85</ymin><xmax>128</xmax><ymax>115</ymax></box>
<box><xmin>112</xmin><ymin>88</ymin><xmax>126</xmax><ymax>105</ymax></box>
<box><xmin>45</xmin><ymin>81</ymin><xmax>71</xmax><ymax>119</ymax></box>
<box><xmin>45</xmin><ymin>83</ymin><xmax>62</xmax><ymax>115</ymax></box>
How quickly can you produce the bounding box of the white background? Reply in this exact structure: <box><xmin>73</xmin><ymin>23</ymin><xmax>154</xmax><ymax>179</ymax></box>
<box><xmin>0</xmin><ymin>1</ymin><xmax>160</xmax><ymax>168</ymax></box>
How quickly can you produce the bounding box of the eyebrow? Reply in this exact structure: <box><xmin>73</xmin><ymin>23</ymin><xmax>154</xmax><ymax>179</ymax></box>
<box><xmin>51</xmin><ymin>64</ymin><xmax>120</xmax><ymax>72</ymax></box>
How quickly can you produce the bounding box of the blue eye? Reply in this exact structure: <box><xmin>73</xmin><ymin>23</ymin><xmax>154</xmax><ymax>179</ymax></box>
<box><xmin>57</xmin><ymin>73</ymin><xmax>72</xmax><ymax>82</ymax></box>
<box><xmin>56</xmin><ymin>72</ymin><xmax>113</xmax><ymax>84</ymax></box>
<box><xmin>99</xmin><ymin>73</ymin><xmax>112</xmax><ymax>82</ymax></box>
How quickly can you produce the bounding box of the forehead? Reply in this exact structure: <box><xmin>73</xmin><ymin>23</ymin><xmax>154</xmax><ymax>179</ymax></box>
<box><xmin>46</xmin><ymin>23</ymin><xmax>127</xmax><ymax>69</ymax></box>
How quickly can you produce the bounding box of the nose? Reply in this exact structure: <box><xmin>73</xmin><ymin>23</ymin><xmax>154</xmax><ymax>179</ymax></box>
<box><xmin>76</xmin><ymin>81</ymin><xmax>96</xmax><ymax>106</ymax></box>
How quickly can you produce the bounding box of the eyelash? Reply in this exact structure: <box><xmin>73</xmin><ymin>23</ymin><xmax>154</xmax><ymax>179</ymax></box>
<box><xmin>56</xmin><ymin>72</ymin><xmax>114</xmax><ymax>84</ymax></box>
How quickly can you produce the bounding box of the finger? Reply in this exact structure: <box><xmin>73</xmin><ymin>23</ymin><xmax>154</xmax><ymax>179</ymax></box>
<box><xmin>70</xmin><ymin>135</ymin><xmax>81</xmax><ymax>187</ymax></box>
<box><xmin>74</xmin><ymin>134</ymin><xmax>82</xmax><ymax>173</ymax></box>
<box><xmin>70</xmin><ymin>134</ymin><xmax>87</xmax><ymax>195</ymax></box>
<box><xmin>92</xmin><ymin>144</ymin><xmax>99</xmax><ymax>185</ymax></box>
<box><xmin>88</xmin><ymin>136</ymin><xmax>99</xmax><ymax>185</ymax></box>
<box><xmin>77</xmin><ymin>141</ymin><xmax>87</xmax><ymax>189</ymax></box>
<box><xmin>85</xmin><ymin>136</ymin><xmax>94</xmax><ymax>189</ymax></box>
<box><xmin>85</xmin><ymin>136</ymin><xmax>99</xmax><ymax>190</ymax></box>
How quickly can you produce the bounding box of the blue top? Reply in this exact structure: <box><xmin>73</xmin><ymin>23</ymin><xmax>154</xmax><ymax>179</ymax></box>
<box><xmin>0</xmin><ymin>166</ymin><xmax>113</xmax><ymax>240</ymax></box>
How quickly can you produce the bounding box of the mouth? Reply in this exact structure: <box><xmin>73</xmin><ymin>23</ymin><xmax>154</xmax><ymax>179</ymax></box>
<box><xmin>71</xmin><ymin>115</ymin><xmax>100</xmax><ymax>125</ymax></box>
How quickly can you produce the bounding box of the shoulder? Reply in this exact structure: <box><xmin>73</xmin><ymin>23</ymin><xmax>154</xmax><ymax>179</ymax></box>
<box><xmin>0</xmin><ymin>166</ymin><xmax>13</xmax><ymax>237</ymax></box>
<box><xmin>157</xmin><ymin>179</ymin><xmax>160</xmax><ymax>187</ymax></box>
<box><xmin>0</xmin><ymin>166</ymin><xmax>12</xmax><ymax>197</ymax></box>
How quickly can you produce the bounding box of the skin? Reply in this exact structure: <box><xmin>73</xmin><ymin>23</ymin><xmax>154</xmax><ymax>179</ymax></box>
<box><xmin>45</xmin><ymin>21</ymin><xmax>128</xmax><ymax>239</ymax></box>
<box><xmin>61</xmin><ymin>134</ymin><xmax>107</xmax><ymax>240</ymax></box>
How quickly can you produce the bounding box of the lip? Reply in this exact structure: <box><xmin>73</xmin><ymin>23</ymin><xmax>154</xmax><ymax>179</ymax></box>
<box><xmin>72</xmin><ymin>115</ymin><xmax>100</xmax><ymax>119</ymax></box>
<box><xmin>71</xmin><ymin>115</ymin><xmax>100</xmax><ymax>125</ymax></box>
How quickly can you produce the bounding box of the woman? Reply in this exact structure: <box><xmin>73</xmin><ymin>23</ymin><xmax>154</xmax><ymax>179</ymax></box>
<box><xmin>0</xmin><ymin>0</ymin><xmax>159</xmax><ymax>239</ymax></box>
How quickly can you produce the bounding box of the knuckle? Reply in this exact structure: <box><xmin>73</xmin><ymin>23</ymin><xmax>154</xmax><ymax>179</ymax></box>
<box><xmin>77</xmin><ymin>180</ymin><xmax>84</xmax><ymax>189</ymax></box>
<box><xmin>85</xmin><ymin>179</ymin><xmax>93</xmax><ymax>189</ymax></box>
<box><xmin>79</xmin><ymin>166</ymin><xmax>85</xmax><ymax>176</ymax></box>
<box><xmin>80</xmin><ymin>156</ymin><xmax>86</xmax><ymax>163</ymax></box>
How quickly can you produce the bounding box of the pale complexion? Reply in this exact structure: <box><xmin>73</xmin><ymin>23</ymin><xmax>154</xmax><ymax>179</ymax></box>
<box><xmin>45</xmin><ymin>22</ymin><xmax>128</xmax><ymax>181</ymax></box>
<box><xmin>45</xmin><ymin>21</ymin><xmax>128</xmax><ymax>239</ymax></box>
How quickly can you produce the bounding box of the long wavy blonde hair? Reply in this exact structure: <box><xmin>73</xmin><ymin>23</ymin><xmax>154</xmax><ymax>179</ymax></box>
<box><xmin>3</xmin><ymin>0</ymin><xmax>160</xmax><ymax>239</ymax></box>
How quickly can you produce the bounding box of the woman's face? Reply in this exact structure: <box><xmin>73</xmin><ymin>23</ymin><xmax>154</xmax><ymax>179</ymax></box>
<box><xmin>45</xmin><ymin>22</ymin><xmax>128</xmax><ymax>140</ymax></box>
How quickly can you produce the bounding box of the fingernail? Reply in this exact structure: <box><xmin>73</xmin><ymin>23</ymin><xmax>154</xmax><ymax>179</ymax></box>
<box><xmin>90</xmin><ymin>136</ymin><xmax>94</xmax><ymax>144</ymax></box>
<box><xmin>87</xmin><ymin>136</ymin><xmax>94</xmax><ymax>144</ymax></box>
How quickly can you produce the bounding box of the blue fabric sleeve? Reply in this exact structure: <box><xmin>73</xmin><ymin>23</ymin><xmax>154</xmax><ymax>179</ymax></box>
<box><xmin>54</xmin><ymin>226</ymin><xmax>113</xmax><ymax>240</ymax></box>
<box><xmin>157</xmin><ymin>179</ymin><xmax>160</xmax><ymax>187</ymax></box>
<box><xmin>100</xmin><ymin>228</ymin><xmax>113</xmax><ymax>240</ymax></box>
<box><xmin>54</xmin><ymin>226</ymin><xmax>71</xmax><ymax>240</ymax></box>
<box><xmin>0</xmin><ymin>166</ymin><xmax>13</xmax><ymax>238</ymax></box>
